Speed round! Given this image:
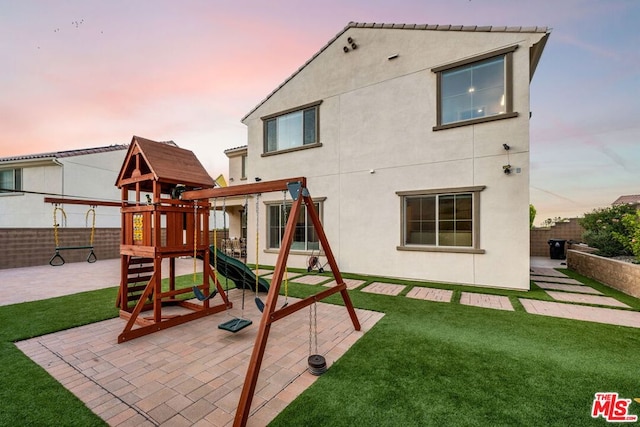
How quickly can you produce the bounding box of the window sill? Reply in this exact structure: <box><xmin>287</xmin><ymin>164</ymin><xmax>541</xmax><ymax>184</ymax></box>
<box><xmin>0</xmin><ymin>191</ymin><xmax>24</xmax><ymax>197</ymax></box>
<box><xmin>262</xmin><ymin>142</ymin><xmax>322</xmax><ymax>157</ymax></box>
<box><xmin>433</xmin><ymin>112</ymin><xmax>518</xmax><ymax>131</ymax></box>
<box><xmin>397</xmin><ymin>245</ymin><xmax>485</xmax><ymax>254</ymax></box>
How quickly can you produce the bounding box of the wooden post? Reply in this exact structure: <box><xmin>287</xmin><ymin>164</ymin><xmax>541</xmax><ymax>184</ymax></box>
<box><xmin>232</xmin><ymin>180</ymin><xmax>361</xmax><ymax>426</ymax></box>
<box><xmin>304</xmin><ymin>193</ymin><xmax>361</xmax><ymax>331</ymax></box>
<box><xmin>233</xmin><ymin>191</ymin><xmax>303</xmax><ymax>426</ymax></box>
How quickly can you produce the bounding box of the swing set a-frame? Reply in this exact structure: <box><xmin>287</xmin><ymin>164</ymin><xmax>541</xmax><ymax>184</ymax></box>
<box><xmin>181</xmin><ymin>176</ymin><xmax>361</xmax><ymax>427</ymax></box>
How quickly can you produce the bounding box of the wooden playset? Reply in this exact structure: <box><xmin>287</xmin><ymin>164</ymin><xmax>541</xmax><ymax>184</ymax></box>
<box><xmin>45</xmin><ymin>136</ymin><xmax>362</xmax><ymax>426</ymax></box>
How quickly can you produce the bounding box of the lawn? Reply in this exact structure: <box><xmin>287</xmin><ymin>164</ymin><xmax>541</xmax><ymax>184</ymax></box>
<box><xmin>1</xmin><ymin>270</ymin><xmax>639</xmax><ymax>426</ymax></box>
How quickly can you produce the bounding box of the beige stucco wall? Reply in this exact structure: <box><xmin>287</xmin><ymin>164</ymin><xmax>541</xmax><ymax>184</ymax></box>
<box><xmin>240</xmin><ymin>27</ymin><xmax>547</xmax><ymax>289</ymax></box>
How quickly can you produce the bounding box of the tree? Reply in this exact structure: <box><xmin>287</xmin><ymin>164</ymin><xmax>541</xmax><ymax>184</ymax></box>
<box><xmin>613</xmin><ymin>210</ymin><xmax>640</xmax><ymax>261</ymax></box>
<box><xmin>540</xmin><ymin>216</ymin><xmax>568</xmax><ymax>228</ymax></box>
<box><xmin>579</xmin><ymin>204</ymin><xmax>636</xmax><ymax>257</ymax></box>
<box><xmin>529</xmin><ymin>204</ymin><xmax>536</xmax><ymax>229</ymax></box>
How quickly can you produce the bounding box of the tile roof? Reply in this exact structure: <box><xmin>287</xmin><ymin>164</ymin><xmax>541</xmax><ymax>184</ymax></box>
<box><xmin>224</xmin><ymin>145</ymin><xmax>248</xmax><ymax>155</ymax></box>
<box><xmin>0</xmin><ymin>144</ymin><xmax>129</xmax><ymax>163</ymax></box>
<box><xmin>242</xmin><ymin>21</ymin><xmax>551</xmax><ymax>121</ymax></box>
<box><xmin>612</xmin><ymin>195</ymin><xmax>640</xmax><ymax>206</ymax></box>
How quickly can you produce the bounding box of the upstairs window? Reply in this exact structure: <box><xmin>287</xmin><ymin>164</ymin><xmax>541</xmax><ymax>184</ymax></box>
<box><xmin>0</xmin><ymin>168</ymin><xmax>22</xmax><ymax>193</ymax></box>
<box><xmin>263</xmin><ymin>101</ymin><xmax>321</xmax><ymax>154</ymax></box>
<box><xmin>433</xmin><ymin>46</ymin><xmax>517</xmax><ymax>130</ymax></box>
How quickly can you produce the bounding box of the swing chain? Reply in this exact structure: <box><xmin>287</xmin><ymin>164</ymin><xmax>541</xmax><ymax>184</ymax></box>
<box><xmin>314</xmin><ymin>300</ymin><xmax>318</xmax><ymax>354</ymax></box>
<box><xmin>309</xmin><ymin>301</ymin><xmax>313</xmax><ymax>356</ymax></box>
<box><xmin>193</xmin><ymin>202</ymin><xmax>198</xmax><ymax>283</ymax></box>
<box><xmin>213</xmin><ymin>198</ymin><xmax>218</xmax><ymax>282</ymax></box>
<box><xmin>309</xmin><ymin>299</ymin><xmax>318</xmax><ymax>355</ymax></box>
<box><xmin>85</xmin><ymin>206</ymin><xmax>96</xmax><ymax>246</ymax></box>
<box><xmin>255</xmin><ymin>193</ymin><xmax>260</xmax><ymax>290</ymax></box>
<box><xmin>52</xmin><ymin>204</ymin><xmax>67</xmax><ymax>248</ymax></box>
<box><xmin>282</xmin><ymin>190</ymin><xmax>289</xmax><ymax>304</ymax></box>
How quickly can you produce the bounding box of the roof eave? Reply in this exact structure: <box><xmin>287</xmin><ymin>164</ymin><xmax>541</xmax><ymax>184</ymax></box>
<box><xmin>529</xmin><ymin>31</ymin><xmax>551</xmax><ymax>81</ymax></box>
<box><xmin>0</xmin><ymin>157</ymin><xmax>61</xmax><ymax>168</ymax></box>
<box><xmin>241</xmin><ymin>22</ymin><xmax>552</xmax><ymax>123</ymax></box>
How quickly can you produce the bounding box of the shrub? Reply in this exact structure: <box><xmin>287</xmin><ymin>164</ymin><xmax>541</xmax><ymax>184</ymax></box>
<box><xmin>579</xmin><ymin>204</ymin><xmax>636</xmax><ymax>257</ymax></box>
<box><xmin>613</xmin><ymin>210</ymin><xmax>640</xmax><ymax>261</ymax></box>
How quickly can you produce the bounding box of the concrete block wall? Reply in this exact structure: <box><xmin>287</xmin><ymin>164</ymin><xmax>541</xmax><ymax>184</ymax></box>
<box><xmin>530</xmin><ymin>218</ymin><xmax>585</xmax><ymax>257</ymax></box>
<box><xmin>568</xmin><ymin>250</ymin><xmax>640</xmax><ymax>298</ymax></box>
<box><xmin>0</xmin><ymin>228</ymin><xmax>231</xmax><ymax>270</ymax></box>
<box><xmin>0</xmin><ymin>228</ymin><xmax>121</xmax><ymax>269</ymax></box>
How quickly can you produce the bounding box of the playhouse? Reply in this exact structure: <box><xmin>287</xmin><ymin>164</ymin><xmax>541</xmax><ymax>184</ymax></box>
<box><xmin>114</xmin><ymin>136</ymin><xmax>230</xmax><ymax>343</ymax></box>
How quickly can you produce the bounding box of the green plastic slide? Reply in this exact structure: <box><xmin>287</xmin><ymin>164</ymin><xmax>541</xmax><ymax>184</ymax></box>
<box><xmin>210</xmin><ymin>245</ymin><xmax>269</xmax><ymax>293</ymax></box>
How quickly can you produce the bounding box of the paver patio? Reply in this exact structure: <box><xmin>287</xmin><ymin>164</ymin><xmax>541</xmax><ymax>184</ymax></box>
<box><xmin>16</xmin><ymin>290</ymin><xmax>384</xmax><ymax>426</ymax></box>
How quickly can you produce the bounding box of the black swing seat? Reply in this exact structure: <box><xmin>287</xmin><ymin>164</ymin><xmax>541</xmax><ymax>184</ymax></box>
<box><xmin>255</xmin><ymin>296</ymin><xmax>265</xmax><ymax>313</ymax></box>
<box><xmin>218</xmin><ymin>318</ymin><xmax>252</xmax><ymax>333</ymax></box>
<box><xmin>192</xmin><ymin>286</ymin><xmax>217</xmax><ymax>301</ymax></box>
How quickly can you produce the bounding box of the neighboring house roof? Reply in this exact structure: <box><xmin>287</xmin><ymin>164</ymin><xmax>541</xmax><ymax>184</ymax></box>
<box><xmin>241</xmin><ymin>21</ymin><xmax>551</xmax><ymax>122</ymax></box>
<box><xmin>0</xmin><ymin>144</ymin><xmax>129</xmax><ymax>164</ymax></box>
<box><xmin>224</xmin><ymin>145</ymin><xmax>248</xmax><ymax>156</ymax></box>
<box><xmin>612</xmin><ymin>195</ymin><xmax>640</xmax><ymax>206</ymax></box>
<box><xmin>116</xmin><ymin>135</ymin><xmax>214</xmax><ymax>192</ymax></box>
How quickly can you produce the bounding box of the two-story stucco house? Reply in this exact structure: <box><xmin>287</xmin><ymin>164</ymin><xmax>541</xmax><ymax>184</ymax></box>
<box><xmin>227</xmin><ymin>22</ymin><xmax>550</xmax><ymax>290</ymax></box>
<box><xmin>0</xmin><ymin>145</ymin><xmax>128</xmax><ymax>228</ymax></box>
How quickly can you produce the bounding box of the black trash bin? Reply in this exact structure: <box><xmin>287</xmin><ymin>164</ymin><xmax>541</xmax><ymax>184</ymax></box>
<box><xmin>548</xmin><ymin>239</ymin><xmax>566</xmax><ymax>260</ymax></box>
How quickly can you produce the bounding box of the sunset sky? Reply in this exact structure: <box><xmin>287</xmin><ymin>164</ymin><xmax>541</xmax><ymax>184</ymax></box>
<box><xmin>1</xmin><ymin>0</ymin><xmax>638</xmax><ymax>225</ymax></box>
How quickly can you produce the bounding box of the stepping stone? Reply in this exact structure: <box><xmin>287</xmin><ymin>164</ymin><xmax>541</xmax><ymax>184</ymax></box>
<box><xmin>530</xmin><ymin>275</ymin><xmax>583</xmax><ymax>285</ymax></box>
<box><xmin>529</xmin><ymin>267</ymin><xmax>568</xmax><ymax>278</ymax></box>
<box><xmin>544</xmin><ymin>291</ymin><xmax>630</xmax><ymax>308</ymax></box>
<box><xmin>254</xmin><ymin>269</ymin><xmax>274</xmax><ymax>276</ymax></box>
<box><xmin>534</xmin><ymin>282</ymin><xmax>602</xmax><ymax>295</ymax></box>
<box><xmin>322</xmin><ymin>279</ymin><xmax>366</xmax><ymax>290</ymax></box>
<box><xmin>291</xmin><ymin>275</ymin><xmax>331</xmax><ymax>285</ymax></box>
<box><xmin>261</xmin><ymin>272</ymin><xmax>301</xmax><ymax>281</ymax></box>
<box><xmin>460</xmin><ymin>292</ymin><xmax>514</xmax><ymax>311</ymax></box>
<box><xmin>406</xmin><ymin>287</ymin><xmax>453</xmax><ymax>303</ymax></box>
<box><xmin>520</xmin><ymin>299</ymin><xmax>640</xmax><ymax>328</ymax></box>
<box><xmin>361</xmin><ymin>282</ymin><xmax>406</xmax><ymax>296</ymax></box>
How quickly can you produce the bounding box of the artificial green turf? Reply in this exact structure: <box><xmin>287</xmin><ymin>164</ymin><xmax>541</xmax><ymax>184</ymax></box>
<box><xmin>0</xmin><ymin>287</ymin><xmax>119</xmax><ymax>427</ymax></box>
<box><xmin>2</xmin><ymin>269</ymin><xmax>639</xmax><ymax>426</ymax></box>
<box><xmin>271</xmin><ymin>283</ymin><xmax>640</xmax><ymax>426</ymax></box>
